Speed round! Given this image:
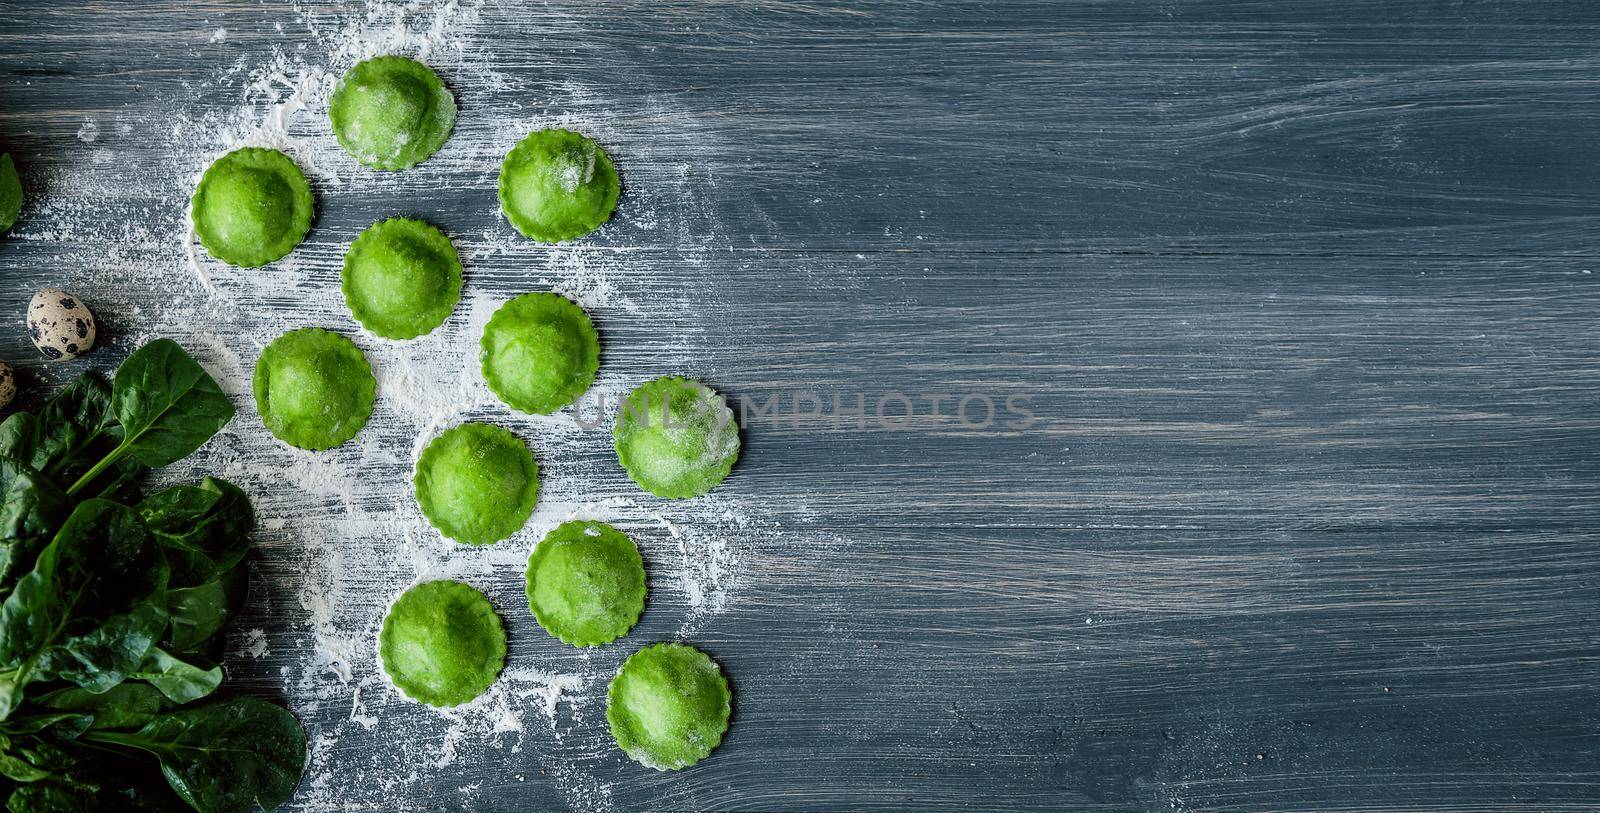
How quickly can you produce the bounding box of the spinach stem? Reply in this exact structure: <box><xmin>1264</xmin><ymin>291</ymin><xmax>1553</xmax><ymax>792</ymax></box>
<box><xmin>65</xmin><ymin>441</ymin><xmax>129</xmax><ymax>496</ymax></box>
<box><xmin>80</xmin><ymin>729</ymin><xmax>156</xmax><ymax>753</ymax></box>
<box><xmin>72</xmin><ymin>735</ymin><xmax>158</xmax><ymax>761</ymax></box>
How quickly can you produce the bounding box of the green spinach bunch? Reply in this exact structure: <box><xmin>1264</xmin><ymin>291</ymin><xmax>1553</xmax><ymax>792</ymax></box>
<box><xmin>0</xmin><ymin>339</ymin><xmax>305</xmax><ymax>812</ymax></box>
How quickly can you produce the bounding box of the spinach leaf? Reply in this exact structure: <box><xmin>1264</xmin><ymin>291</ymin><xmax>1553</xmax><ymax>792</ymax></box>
<box><xmin>67</xmin><ymin>341</ymin><xmax>234</xmax><ymax>496</ymax></box>
<box><xmin>0</xmin><ymin>458</ymin><xmax>68</xmax><ymax>599</ymax></box>
<box><xmin>37</xmin><ymin>373</ymin><xmax>115</xmax><ymax>434</ymax></box>
<box><xmin>0</xmin><ymin>375</ymin><xmax>112</xmax><ymax>472</ymax></box>
<box><xmin>138</xmin><ymin>478</ymin><xmax>253</xmax><ymax>587</ymax></box>
<box><xmin>5</xmin><ymin>774</ymin><xmax>96</xmax><ymax>813</ymax></box>
<box><xmin>0</xmin><ymin>732</ymin><xmax>65</xmax><ymax>785</ymax></box>
<box><xmin>2</xmin><ymin>374</ymin><xmax>128</xmax><ymax>483</ymax></box>
<box><xmin>0</xmin><ymin>736</ymin><xmax>81</xmax><ymax>794</ymax></box>
<box><xmin>0</xmin><ymin>501</ymin><xmax>167</xmax><ymax>716</ymax></box>
<box><xmin>35</xmin><ymin>683</ymin><xmax>169</xmax><ymax>732</ymax></box>
<box><xmin>164</xmin><ymin>561</ymin><xmax>249</xmax><ymax>653</ymax></box>
<box><xmin>0</xmin><ymin>414</ymin><xmax>45</xmax><ymax>468</ymax></box>
<box><xmin>82</xmin><ymin>697</ymin><xmax>305</xmax><ymax>813</ymax></box>
<box><xmin>0</xmin><ymin>376</ymin><xmax>146</xmax><ymax>503</ymax></box>
<box><xmin>109</xmin><ymin>341</ymin><xmax>235</xmax><ymax>466</ymax></box>
<box><xmin>3</xmin><ymin>739</ymin><xmax>174</xmax><ymax>812</ymax></box>
<box><xmin>128</xmin><ymin>648</ymin><xmax>222</xmax><ymax>705</ymax></box>
<box><xmin>6</xmin><ymin>777</ymin><xmax>99</xmax><ymax>812</ymax></box>
<box><xmin>35</xmin><ymin>594</ymin><xmax>168</xmax><ymax>694</ymax></box>
<box><xmin>0</xmin><ymin>712</ymin><xmax>92</xmax><ymax>739</ymax></box>
<box><xmin>0</xmin><ymin>751</ymin><xmax>52</xmax><ymax>783</ymax></box>
<box><xmin>33</xmin><ymin>374</ymin><xmax>118</xmax><ymax>478</ymax></box>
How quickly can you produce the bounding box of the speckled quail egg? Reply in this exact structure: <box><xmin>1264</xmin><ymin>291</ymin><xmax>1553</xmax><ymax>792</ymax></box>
<box><xmin>0</xmin><ymin>360</ymin><xmax>14</xmax><ymax>410</ymax></box>
<box><xmin>27</xmin><ymin>288</ymin><xmax>96</xmax><ymax>361</ymax></box>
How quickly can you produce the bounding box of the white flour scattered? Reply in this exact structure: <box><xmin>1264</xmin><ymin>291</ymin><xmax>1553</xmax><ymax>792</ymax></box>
<box><xmin>240</xmin><ymin>627</ymin><xmax>271</xmax><ymax>659</ymax></box>
<box><xmin>22</xmin><ymin>1</ymin><xmax>796</xmax><ymax>810</ymax></box>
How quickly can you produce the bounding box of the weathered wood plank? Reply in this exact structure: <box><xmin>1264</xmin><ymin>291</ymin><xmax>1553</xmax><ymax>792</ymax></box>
<box><xmin>0</xmin><ymin>1</ymin><xmax>1597</xmax><ymax>811</ymax></box>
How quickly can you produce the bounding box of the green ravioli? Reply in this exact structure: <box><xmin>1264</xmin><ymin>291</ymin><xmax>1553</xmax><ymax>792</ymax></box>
<box><xmin>497</xmin><ymin>129</ymin><xmax>620</xmax><ymax>243</ymax></box>
<box><xmin>480</xmin><ymin>292</ymin><xmax>599</xmax><ymax>415</ymax></box>
<box><xmin>614</xmin><ymin>377</ymin><xmax>740</xmax><ymax>499</ymax></box>
<box><xmin>526</xmin><ymin>520</ymin><xmax>646</xmax><ymax>647</ymax></box>
<box><xmin>329</xmin><ymin>56</ymin><xmax>456</xmax><ymax>171</ymax></box>
<box><xmin>607</xmin><ymin>643</ymin><xmax>732</xmax><ymax>770</ymax></box>
<box><xmin>1</xmin><ymin>153</ymin><xmax>21</xmax><ymax>233</ymax></box>
<box><xmin>342</xmin><ymin>218</ymin><xmax>462</xmax><ymax>339</ymax></box>
<box><xmin>414</xmin><ymin>423</ymin><xmax>539</xmax><ymax>545</ymax></box>
<box><xmin>253</xmin><ymin>328</ymin><xmax>375</xmax><ymax>450</ymax></box>
<box><xmin>191</xmin><ymin>147</ymin><xmax>313</xmax><ymax>267</ymax></box>
<box><xmin>379</xmin><ymin>580</ymin><xmax>505</xmax><ymax>708</ymax></box>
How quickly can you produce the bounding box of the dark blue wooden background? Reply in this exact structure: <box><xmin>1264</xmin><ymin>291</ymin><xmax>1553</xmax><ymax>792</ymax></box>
<box><xmin>2</xmin><ymin>1</ymin><xmax>1599</xmax><ymax>810</ymax></box>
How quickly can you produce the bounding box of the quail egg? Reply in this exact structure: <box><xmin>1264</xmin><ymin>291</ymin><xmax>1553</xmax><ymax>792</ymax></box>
<box><xmin>0</xmin><ymin>360</ymin><xmax>14</xmax><ymax>409</ymax></box>
<box><xmin>27</xmin><ymin>288</ymin><xmax>96</xmax><ymax>361</ymax></box>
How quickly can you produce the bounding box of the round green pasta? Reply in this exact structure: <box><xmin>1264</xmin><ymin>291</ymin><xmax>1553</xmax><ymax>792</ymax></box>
<box><xmin>497</xmin><ymin>129</ymin><xmax>620</xmax><ymax>243</ymax></box>
<box><xmin>414</xmin><ymin>423</ymin><xmax>539</xmax><ymax>545</ymax></box>
<box><xmin>329</xmin><ymin>56</ymin><xmax>456</xmax><ymax>171</ymax></box>
<box><xmin>480</xmin><ymin>292</ymin><xmax>599</xmax><ymax>415</ymax></box>
<box><xmin>525</xmin><ymin>520</ymin><xmax>646</xmax><ymax>647</ymax></box>
<box><xmin>191</xmin><ymin>148</ymin><xmax>313</xmax><ymax>267</ymax></box>
<box><xmin>253</xmin><ymin>328</ymin><xmax>375</xmax><ymax>450</ymax></box>
<box><xmin>379</xmin><ymin>580</ymin><xmax>505</xmax><ymax>708</ymax></box>
<box><xmin>1</xmin><ymin>153</ymin><xmax>21</xmax><ymax>234</ymax></box>
<box><xmin>613</xmin><ymin>377</ymin><xmax>740</xmax><ymax>499</ymax></box>
<box><xmin>607</xmin><ymin>643</ymin><xmax>732</xmax><ymax>770</ymax></box>
<box><xmin>342</xmin><ymin>218</ymin><xmax>462</xmax><ymax>339</ymax></box>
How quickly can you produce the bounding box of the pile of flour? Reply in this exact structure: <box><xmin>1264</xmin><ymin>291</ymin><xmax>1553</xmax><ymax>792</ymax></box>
<box><xmin>22</xmin><ymin>1</ymin><xmax>788</xmax><ymax>810</ymax></box>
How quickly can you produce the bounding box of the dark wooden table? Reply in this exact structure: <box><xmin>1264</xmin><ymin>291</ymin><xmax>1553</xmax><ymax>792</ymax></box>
<box><xmin>2</xmin><ymin>1</ymin><xmax>1598</xmax><ymax>811</ymax></box>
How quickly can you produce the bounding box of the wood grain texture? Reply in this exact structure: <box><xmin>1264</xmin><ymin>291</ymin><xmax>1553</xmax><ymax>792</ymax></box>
<box><xmin>2</xmin><ymin>1</ymin><xmax>1599</xmax><ymax>811</ymax></box>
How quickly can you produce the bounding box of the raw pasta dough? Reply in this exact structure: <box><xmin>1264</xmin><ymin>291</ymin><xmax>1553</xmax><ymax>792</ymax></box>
<box><xmin>613</xmin><ymin>377</ymin><xmax>740</xmax><ymax>498</ymax></box>
<box><xmin>379</xmin><ymin>580</ymin><xmax>505</xmax><ymax>708</ymax></box>
<box><xmin>191</xmin><ymin>148</ymin><xmax>313</xmax><ymax>267</ymax></box>
<box><xmin>497</xmin><ymin>128</ymin><xmax>620</xmax><ymax>243</ymax></box>
<box><xmin>329</xmin><ymin>56</ymin><xmax>456</xmax><ymax>171</ymax></box>
<box><xmin>414</xmin><ymin>423</ymin><xmax>539</xmax><ymax>545</ymax></box>
<box><xmin>0</xmin><ymin>153</ymin><xmax>20</xmax><ymax>233</ymax></box>
<box><xmin>607</xmin><ymin>643</ymin><xmax>731</xmax><ymax>770</ymax></box>
<box><xmin>342</xmin><ymin>218</ymin><xmax>462</xmax><ymax>339</ymax></box>
<box><xmin>480</xmin><ymin>292</ymin><xmax>599</xmax><ymax>415</ymax></box>
<box><xmin>253</xmin><ymin>328</ymin><xmax>375</xmax><ymax>450</ymax></box>
<box><xmin>525</xmin><ymin>520</ymin><xmax>646</xmax><ymax>647</ymax></box>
